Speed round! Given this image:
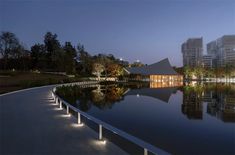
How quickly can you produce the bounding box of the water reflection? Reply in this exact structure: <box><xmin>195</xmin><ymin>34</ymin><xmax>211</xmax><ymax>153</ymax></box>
<box><xmin>57</xmin><ymin>84</ymin><xmax>128</xmax><ymax>111</ymax></box>
<box><xmin>56</xmin><ymin>82</ymin><xmax>235</xmax><ymax>154</ymax></box>
<box><xmin>182</xmin><ymin>83</ymin><xmax>235</xmax><ymax>122</ymax></box>
<box><xmin>125</xmin><ymin>87</ymin><xmax>177</xmax><ymax>103</ymax></box>
<box><xmin>56</xmin><ymin>82</ymin><xmax>235</xmax><ymax>123</ymax></box>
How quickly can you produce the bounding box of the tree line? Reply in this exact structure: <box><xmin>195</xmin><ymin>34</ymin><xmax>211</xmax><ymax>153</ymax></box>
<box><xmin>183</xmin><ymin>65</ymin><xmax>235</xmax><ymax>80</ymax></box>
<box><xmin>0</xmin><ymin>31</ymin><xmax>129</xmax><ymax>78</ymax></box>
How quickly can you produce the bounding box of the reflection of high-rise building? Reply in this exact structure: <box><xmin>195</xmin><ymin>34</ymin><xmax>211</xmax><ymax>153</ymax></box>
<box><xmin>204</xmin><ymin>90</ymin><xmax>235</xmax><ymax>122</ymax></box>
<box><xmin>182</xmin><ymin>38</ymin><xmax>203</xmax><ymax>67</ymax></box>
<box><xmin>182</xmin><ymin>92</ymin><xmax>203</xmax><ymax>119</ymax></box>
<box><xmin>182</xmin><ymin>84</ymin><xmax>235</xmax><ymax>122</ymax></box>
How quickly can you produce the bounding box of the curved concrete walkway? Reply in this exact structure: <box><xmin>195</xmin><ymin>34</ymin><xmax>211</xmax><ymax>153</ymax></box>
<box><xmin>0</xmin><ymin>86</ymin><xmax>128</xmax><ymax>155</ymax></box>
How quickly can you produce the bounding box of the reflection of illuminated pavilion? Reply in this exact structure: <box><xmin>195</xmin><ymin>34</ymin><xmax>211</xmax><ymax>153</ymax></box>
<box><xmin>125</xmin><ymin>87</ymin><xmax>177</xmax><ymax>103</ymax></box>
<box><xmin>125</xmin><ymin>58</ymin><xmax>183</xmax><ymax>85</ymax></box>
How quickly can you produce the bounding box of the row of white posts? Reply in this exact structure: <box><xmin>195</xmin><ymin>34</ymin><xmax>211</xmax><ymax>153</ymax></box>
<box><xmin>54</xmin><ymin>94</ymin><xmax>105</xmax><ymax>141</ymax></box>
<box><xmin>52</xmin><ymin>83</ymin><xmax>154</xmax><ymax>155</ymax></box>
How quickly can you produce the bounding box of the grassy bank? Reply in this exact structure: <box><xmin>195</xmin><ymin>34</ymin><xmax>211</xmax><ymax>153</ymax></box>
<box><xmin>0</xmin><ymin>71</ymin><xmax>84</xmax><ymax>94</ymax></box>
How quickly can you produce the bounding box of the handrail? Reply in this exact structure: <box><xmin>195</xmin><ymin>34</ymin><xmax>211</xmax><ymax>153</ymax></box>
<box><xmin>52</xmin><ymin>81</ymin><xmax>170</xmax><ymax>155</ymax></box>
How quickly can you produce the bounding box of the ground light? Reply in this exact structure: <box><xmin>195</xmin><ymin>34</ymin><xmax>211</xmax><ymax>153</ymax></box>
<box><xmin>100</xmin><ymin>140</ymin><xmax>106</xmax><ymax>145</ymax></box>
<box><xmin>71</xmin><ymin>123</ymin><xmax>84</xmax><ymax>128</ymax></box>
<box><xmin>52</xmin><ymin>107</ymin><xmax>63</xmax><ymax>111</ymax></box>
<box><xmin>57</xmin><ymin>114</ymin><xmax>71</xmax><ymax>118</ymax></box>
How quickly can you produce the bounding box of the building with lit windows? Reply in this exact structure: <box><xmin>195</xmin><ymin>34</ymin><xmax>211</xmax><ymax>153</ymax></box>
<box><xmin>181</xmin><ymin>38</ymin><xmax>203</xmax><ymax>67</ymax></box>
<box><xmin>124</xmin><ymin>58</ymin><xmax>183</xmax><ymax>87</ymax></box>
<box><xmin>202</xmin><ymin>55</ymin><xmax>213</xmax><ymax>68</ymax></box>
<box><xmin>207</xmin><ymin>35</ymin><xmax>235</xmax><ymax>67</ymax></box>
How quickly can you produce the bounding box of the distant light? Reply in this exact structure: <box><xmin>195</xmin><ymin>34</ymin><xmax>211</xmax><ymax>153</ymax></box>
<box><xmin>120</xmin><ymin>58</ymin><xmax>123</xmax><ymax>61</ymax></box>
<box><xmin>137</xmin><ymin>94</ymin><xmax>140</xmax><ymax>97</ymax></box>
<box><xmin>136</xmin><ymin>59</ymin><xmax>140</xmax><ymax>62</ymax></box>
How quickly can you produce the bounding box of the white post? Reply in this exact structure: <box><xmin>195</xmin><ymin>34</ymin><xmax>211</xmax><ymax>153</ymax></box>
<box><xmin>56</xmin><ymin>98</ymin><xmax>58</xmax><ymax>104</ymax></box>
<box><xmin>78</xmin><ymin>112</ymin><xmax>81</xmax><ymax>124</ymax></box>
<box><xmin>99</xmin><ymin>124</ymin><xmax>102</xmax><ymax>140</ymax></box>
<box><xmin>52</xmin><ymin>93</ymin><xmax>54</xmax><ymax>100</ymax></box>
<box><xmin>67</xmin><ymin>105</ymin><xmax>69</xmax><ymax>114</ymax></box>
<box><xmin>60</xmin><ymin>101</ymin><xmax>62</xmax><ymax>109</ymax></box>
<box><xmin>144</xmin><ymin>148</ymin><xmax>148</xmax><ymax>155</ymax></box>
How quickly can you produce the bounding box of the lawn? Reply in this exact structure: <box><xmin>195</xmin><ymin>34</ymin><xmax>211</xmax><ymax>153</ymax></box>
<box><xmin>0</xmin><ymin>71</ymin><xmax>83</xmax><ymax>94</ymax></box>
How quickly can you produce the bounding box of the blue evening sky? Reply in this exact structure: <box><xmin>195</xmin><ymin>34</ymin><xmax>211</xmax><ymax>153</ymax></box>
<box><xmin>1</xmin><ymin>0</ymin><xmax>235</xmax><ymax>67</ymax></box>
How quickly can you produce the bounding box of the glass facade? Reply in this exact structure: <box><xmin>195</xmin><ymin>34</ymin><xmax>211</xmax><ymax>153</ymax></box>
<box><xmin>149</xmin><ymin>75</ymin><xmax>183</xmax><ymax>88</ymax></box>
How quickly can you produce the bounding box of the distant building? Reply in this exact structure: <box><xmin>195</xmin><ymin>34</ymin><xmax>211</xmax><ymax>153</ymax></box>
<box><xmin>207</xmin><ymin>41</ymin><xmax>218</xmax><ymax>67</ymax></box>
<box><xmin>202</xmin><ymin>55</ymin><xmax>213</xmax><ymax>68</ymax></box>
<box><xmin>182</xmin><ymin>38</ymin><xmax>203</xmax><ymax>67</ymax></box>
<box><xmin>207</xmin><ymin>40</ymin><xmax>217</xmax><ymax>56</ymax></box>
<box><xmin>207</xmin><ymin>35</ymin><xmax>235</xmax><ymax>67</ymax></box>
<box><xmin>124</xmin><ymin>58</ymin><xmax>183</xmax><ymax>86</ymax></box>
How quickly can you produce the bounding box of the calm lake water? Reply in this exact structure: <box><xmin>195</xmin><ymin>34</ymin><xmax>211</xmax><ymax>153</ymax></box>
<box><xmin>56</xmin><ymin>82</ymin><xmax>235</xmax><ymax>155</ymax></box>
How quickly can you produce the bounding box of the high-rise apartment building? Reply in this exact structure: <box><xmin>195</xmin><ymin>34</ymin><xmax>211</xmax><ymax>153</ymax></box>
<box><xmin>207</xmin><ymin>35</ymin><xmax>235</xmax><ymax>67</ymax></box>
<box><xmin>202</xmin><ymin>55</ymin><xmax>213</xmax><ymax>68</ymax></box>
<box><xmin>182</xmin><ymin>38</ymin><xmax>203</xmax><ymax>67</ymax></box>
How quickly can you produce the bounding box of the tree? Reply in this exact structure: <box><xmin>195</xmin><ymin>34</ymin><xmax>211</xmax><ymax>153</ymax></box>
<box><xmin>92</xmin><ymin>63</ymin><xmax>104</xmax><ymax>81</ymax></box>
<box><xmin>44</xmin><ymin>32</ymin><xmax>63</xmax><ymax>71</ymax></box>
<box><xmin>94</xmin><ymin>54</ymin><xmax>113</xmax><ymax>78</ymax></box>
<box><xmin>184</xmin><ymin>66</ymin><xmax>193</xmax><ymax>79</ymax></box>
<box><xmin>77</xmin><ymin>44</ymin><xmax>92</xmax><ymax>75</ymax></box>
<box><xmin>225</xmin><ymin>64</ymin><xmax>232</xmax><ymax>82</ymax></box>
<box><xmin>131</xmin><ymin>60</ymin><xmax>144</xmax><ymax>67</ymax></box>
<box><xmin>106</xmin><ymin>63</ymin><xmax>124</xmax><ymax>77</ymax></box>
<box><xmin>194</xmin><ymin>67</ymin><xmax>204</xmax><ymax>80</ymax></box>
<box><xmin>31</xmin><ymin>44</ymin><xmax>47</xmax><ymax>70</ymax></box>
<box><xmin>63</xmin><ymin>42</ymin><xmax>77</xmax><ymax>74</ymax></box>
<box><xmin>0</xmin><ymin>32</ymin><xmax>21</xmax><ymax>69</ymax></box>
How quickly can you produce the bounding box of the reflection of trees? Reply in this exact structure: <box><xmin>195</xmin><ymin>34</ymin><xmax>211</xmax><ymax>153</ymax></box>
<box><xmin>91</xmin><ymin>85</ymin><xmax>127</xmax><ymax>109</ymax></box>
<box><xmin>56</xmin><ymin>86</ymin><xmax>94</xmax><ymax>111</ymax></box>
<box><xmin>56</xmin><ymin>85</ymin><xmax>128</xmax><ymax>111</ymax></box>
<box><xmin>91</xmin><ymin>85</ymin><xmax>105</xmax><ymax>103</ymax></box>
<box><xmin>182</xmin><ymin>85</ymin><xmax>203</xmax><ymax>119</ymax></box>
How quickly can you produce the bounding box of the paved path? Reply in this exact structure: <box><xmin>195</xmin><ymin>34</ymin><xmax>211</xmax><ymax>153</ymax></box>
<box><xmin>0</xmin><ymin>86</ymin><xmax>128</xmax><ymax>155</ymax></box>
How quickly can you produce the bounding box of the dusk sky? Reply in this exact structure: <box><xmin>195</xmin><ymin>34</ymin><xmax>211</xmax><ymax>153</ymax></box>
<box><xmin>1</xmin><ymin>0</ymin><xmax>235</xmax><ymax>67</ymax></box>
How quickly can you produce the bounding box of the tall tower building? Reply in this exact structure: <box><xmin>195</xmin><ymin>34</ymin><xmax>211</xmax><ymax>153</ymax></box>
<box><xmin>182</xmin><ymin>38</ymin><xmax>203</xmax><ymax>67</ymax></box>
<box><xmin>207</xmin><ymin>35</ymin><xmax>235</xmax><ymax>67</ymax></box>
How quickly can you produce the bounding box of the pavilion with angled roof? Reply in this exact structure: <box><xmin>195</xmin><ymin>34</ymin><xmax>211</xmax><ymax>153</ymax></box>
<box><xmin>124</xmin><ymin>58</ymin><xmax>183</xmax><ymax>87</ymax></box>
